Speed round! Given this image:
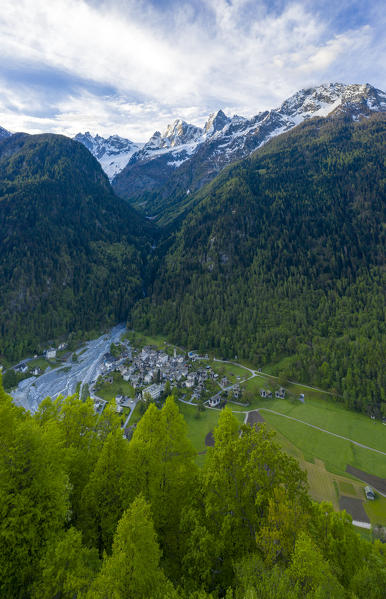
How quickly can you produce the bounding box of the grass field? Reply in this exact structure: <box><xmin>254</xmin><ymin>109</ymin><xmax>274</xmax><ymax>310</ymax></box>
<box><xmin>339</xmin><ymin>481</ymin><xmax>356</xmax><ymax>495</ymax></box>
<box><xmin>364</xmin><ymin>496</ymin><xmax>386</xmax><ymax>526</ymax></box>
<box><xmin>260</xmin><ymin>420</ymin><xmax>385</xmax><ymax>524</ymax></box>
<box><xmin>28</xmin><ymin>357</ymin><xmax>59</xmax><ymax>372</ymax></box>
<box><xmin>95</xmin><ymin>372</ymin><xmax>135</xmax><ymax>402</ymax></box>
<box><xmin>128</xmin><ymin>402</ymin><xmax>143</xmax><ymax>426</ymax></box>
<box><xmin>209</xmin><ymin>360</ymin><xmax>250</xmax><ymax>383</ymax></box>
<box><xmin>241</xmin><ymin>373</ymin><xmax>333</xmax><ymax>401</ymax></box>
<box><xmin>125</xmin><ymin>331</ymin><xmax>168</xmax><ymax>351</ymax></box>
<box><xmin>260</xmin><ymin>410</ymin><xmax>386</xmax><ymax>478</ymax></box>
<box><xmin>236</xmin><ymin>393</ymin><xmax>386</xmax><ymax>456</ymax></box>
<box><xmin>177</xmin><ymin>403</ymin><xmax>245</xmax><ymax>454</ymax></box>
<box><xmin>232</xmin><ymin>383</ymin><xmax>386</xmax><ymax>480</ymax></box>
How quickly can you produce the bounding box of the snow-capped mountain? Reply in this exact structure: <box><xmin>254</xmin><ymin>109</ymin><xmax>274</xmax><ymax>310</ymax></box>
<box><xmin>74</xmin><ymin>132</ymin><xmax>142</xmax><ymax>179</ymax></box>
<box><xmin>112</xmin><ymin>83</ymin><xmax>386</xmax><ymax>205</ymax></box>
<box><xmin>0</xmin><ymin>125</ymin><xmax>12</xmax><ymax>139</ymax></box>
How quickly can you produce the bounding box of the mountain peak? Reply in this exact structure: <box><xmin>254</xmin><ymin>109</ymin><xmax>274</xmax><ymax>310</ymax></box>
<box><xmin>162</xmin><ymin>119</ymin><xmax>202</xmax><ymax>147</ymax></box>
<box><xmin>279</xmin><ymin>82</ymin><xmax>386</xmax><ymax>122</ymax></box>
<box><xmin>74</xmin><ymin>131</ymin><xmax>140</xmax><ymax>179</ymax></box>
<box><xmin>204</xmin><ymin>109</ymin><xmax>230</xmax><ymax>134</ymax></box>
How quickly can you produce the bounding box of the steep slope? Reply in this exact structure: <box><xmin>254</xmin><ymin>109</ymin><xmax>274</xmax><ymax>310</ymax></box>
<box><xmin>0</xmin><ymin>133</ymin><xmax>154</xmax><ymax>360</ymax></box>
<box><xmin>132</xmin><ymin>112</ymin><xmax>386</xmax><ymax>414</ymax></box>
<box><xmin>0</xmin><ymin>125</ymin><xmax>11</xmax><ymax>139</ymax></box>
<box><xmin>74</xmin><ymin>131</ymin><xmax>142</xmax><ymax>179</ymax></box>
<box><xmin>112</xmin><ymin>83</ymin><xmax>386</xmax><ymax>225</ymax></box>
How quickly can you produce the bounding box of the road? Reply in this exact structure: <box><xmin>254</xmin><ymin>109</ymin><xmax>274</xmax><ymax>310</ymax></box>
<box><xmin>213</xmin><ymin>358</ymin><xmax>340</xmax><ymax>396</ymax></box>
<box><xmin>11</xmin><ymin>323</ymin><xmax>126</xmax><ymax>413</ymax></box>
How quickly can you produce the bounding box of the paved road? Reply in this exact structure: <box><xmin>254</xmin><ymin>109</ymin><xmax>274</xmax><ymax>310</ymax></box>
<box><xmin>213</xmin><ymin>358</ymin><xmax>340</xmax><ymax>397</ymax></box>
<box><xmin>11</xmin><ymin>323</ymin><xmax>126</xmax><ymax>413</ymax></box>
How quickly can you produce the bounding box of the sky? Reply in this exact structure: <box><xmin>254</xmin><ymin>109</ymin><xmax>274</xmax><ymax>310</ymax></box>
<box><xmin>0</xmin><ymin>0</ymin><xmax>384</xmax><ymax>141</ymax></box>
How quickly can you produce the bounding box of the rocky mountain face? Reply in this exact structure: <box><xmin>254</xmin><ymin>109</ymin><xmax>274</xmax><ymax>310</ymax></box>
<box><xmin>111</xmin><ymin>83</ymin><xmax>386</xmax><ymax>221</ymax></box>
<box><xmin>74</xmin><ymin>132</ymin><xmax>142</xmax><ymax>179</ymax></box>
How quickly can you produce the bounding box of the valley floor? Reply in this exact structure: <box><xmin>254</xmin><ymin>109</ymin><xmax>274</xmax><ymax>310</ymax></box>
<box><xmin>9</xmin><ymin>326</ymin><xmax>386</xmax><ymax>528</ymax></box>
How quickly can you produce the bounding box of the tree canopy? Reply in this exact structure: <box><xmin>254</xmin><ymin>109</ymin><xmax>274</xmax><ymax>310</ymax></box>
<box><xmin>0</xmin><ymin>374</ymin><xmax>384</xmax><ymax>598</ymax></box>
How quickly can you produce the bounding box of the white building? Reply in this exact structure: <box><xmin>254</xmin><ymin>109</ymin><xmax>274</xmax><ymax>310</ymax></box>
<box><xmin>209</xmin><ymin>396</ymin><xmax>221</xmax><ymax>408</ymax></box>
<box><xmin>142</xmin><ymin>384</ymin><xmax>163</xmax><ymax>401</ymax></box>
<box><xmin>144</xmin><ymin>372</ymin><xmax>153</xmax><ymax>384</ymax></box>
<box><xmin>45</xmin><ymin>348</ymin><xmax>56</xmax><ymax>360</ymax></box>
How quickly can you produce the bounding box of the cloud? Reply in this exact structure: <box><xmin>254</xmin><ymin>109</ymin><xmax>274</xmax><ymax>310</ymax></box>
<box><xmin>0</xmin><ymin>0</ymin><xmax>384</xmax><ymax>139</ymax></box>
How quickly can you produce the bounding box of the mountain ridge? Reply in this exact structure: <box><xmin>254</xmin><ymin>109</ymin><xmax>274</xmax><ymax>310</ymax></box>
<box><xmin>110</xmin><ymin>82</ymin><xmax>386</xmax><ymax>222</ymax></box>
<box><xmin>132</xmin><ymin>111</ymin><xmax>386</xmax><ymax>415</ymax></box>
<box><xmin>0</xmin><ymin>132</ymin><xmax>154</xmax><ymax>360</ymax></box>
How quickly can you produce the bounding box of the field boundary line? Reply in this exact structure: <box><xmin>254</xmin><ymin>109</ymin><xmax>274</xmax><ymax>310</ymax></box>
<box><xmin>259</xmin><ymin>408</ymin><xmax>386</xmax><ymax>456</ymax></box>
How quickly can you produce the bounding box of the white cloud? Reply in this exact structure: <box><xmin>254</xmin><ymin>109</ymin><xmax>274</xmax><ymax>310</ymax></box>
<box><xmin>0</xmin><ymin>0</ymin><xmax>384</xmax><ymax>138</ymax></box>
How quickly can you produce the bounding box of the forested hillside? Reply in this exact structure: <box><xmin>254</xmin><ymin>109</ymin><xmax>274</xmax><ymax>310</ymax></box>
<box><xmin>0</xmin><ymin>133</ymin><xmax>154</xmax><ymax>360</ymax></box>
<box><xmin>132</xmin><ymin>113</ymin><xmax>386</xmax><ymax>415</ymax></box>
<box><xmin>1</xmin><ymin>380</ymin><xmax>385</xmax><ymax>598</ymax></box>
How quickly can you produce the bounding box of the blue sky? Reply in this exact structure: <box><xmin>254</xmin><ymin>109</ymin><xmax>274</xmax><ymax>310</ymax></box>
<box><xmin>0</xmin><ymin>0</ymin><xmax>384</xmax><ymax>140</ymax></box>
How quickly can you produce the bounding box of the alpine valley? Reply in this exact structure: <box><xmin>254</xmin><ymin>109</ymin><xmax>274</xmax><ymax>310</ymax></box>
<box><xmin>1</xmin><ymin>78</ymin><xmax>386</xmax><ymax>599</ymax></box>
<box><xmin>0</xmin><ymin>81</ymin><xmax>385</xmax><ymax>420</ymax></box>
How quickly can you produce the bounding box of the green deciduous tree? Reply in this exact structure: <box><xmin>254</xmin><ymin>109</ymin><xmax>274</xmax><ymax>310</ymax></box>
<box><xmin>80</xmin><ymin>428</ymin><xmax>131</xmax><ymax>555</ymax></box>
<box><xmin>128</xmin><ymin>398</ymin><xmax>198</xmax><ymax>577</ymax></box>
<box><xmin>31</xmin><ymin>527</ymin><xmax>100</xmax><ymax>599</ymax></box>
<box><xmin>87</xmin><ymin>496</ymin><xmax>177</xmax><ymax>599</ymax></box>
<box><xmin>0</xmin><ymin>393</ymin><xmax>69</xmax><ymax>597</ymax></box>
<box><xmin>288</xmin><ymin>532</ymin><xmax>343</xmax><ymax>598</ymax></box>
<box><xmin>202</xmin><ymin>409</ymin><xmax>308</xmax><ymax>587</ymax></box>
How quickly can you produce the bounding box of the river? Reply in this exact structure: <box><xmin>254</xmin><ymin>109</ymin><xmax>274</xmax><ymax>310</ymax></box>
<box><xmin>11</xmin><ymin>323</ymin><xmax>126</xmax><ymax>413</ymax></box>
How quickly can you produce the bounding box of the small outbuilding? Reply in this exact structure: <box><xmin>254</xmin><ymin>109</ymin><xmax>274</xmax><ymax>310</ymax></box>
<box><xmin>364</xmin><ymin>486</ymin><xmax>375</xmax><ymax>500</ymax></box>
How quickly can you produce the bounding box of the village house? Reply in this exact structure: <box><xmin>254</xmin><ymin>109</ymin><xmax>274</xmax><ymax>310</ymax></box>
<box><xmin>260</xmin><ymin>389</ymin><xmax>272</xmax><ymax>398</ymax></box>
<box><xmin>103</xmin><ymin>353</ymin><xmax>115</xmax><ymax>370</ymax></box>
<box><xmin>209</xmin><ymin>396</ymin><xmax>221</xmax><ymax>408</ymax></box>
<box><xmin>131</xmin><ymin>375</ymin><xmax>141</xmax><ymax>388</ymax></box>
<box><xmin>275</xmin><ymin>387</ymin><xmax>286</xmax><ymax>399</ymax></box>
<box><xmin>45</xmin><ymin>348</ymin><xmax>56</xmax><ymax>360</ymax></box>
<box><xmin>144</xmin><ymin>371</ymin><xmax>154</xmax><ymax>385</ymax></box>
<box><xmin>93</xmin><ymin>399</ymin><xmax>107</xmax><ymax>414</ymax></box>
<box><xmin>233</xmin><ymin>384</ymin><xmax>241</xmax><ymax>399</ymax></box>
<box><xmin>156</xmin><ymin>353</ymin><xmax>169</xmax><ymax>367</ymax></box>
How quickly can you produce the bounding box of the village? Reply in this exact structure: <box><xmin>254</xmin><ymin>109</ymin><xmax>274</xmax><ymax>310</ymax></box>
<box><xmin>91</xmin><ymin>341</ymin><xmax>247</xmax><ymax>422</ymax></box>
<box><xmin>8</xmin><ymin>332</ymin><xmax>296</xmax><ymax>423</ymax></box>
